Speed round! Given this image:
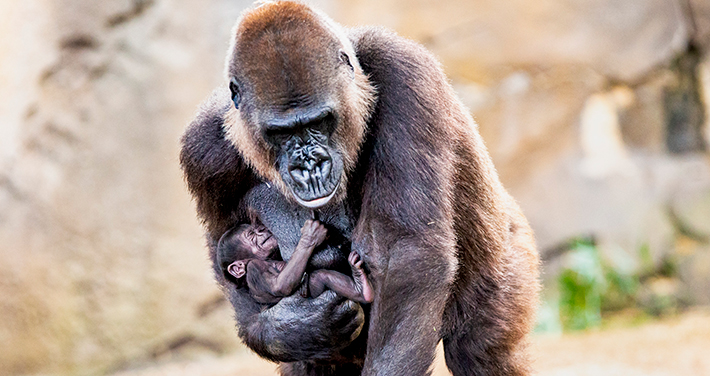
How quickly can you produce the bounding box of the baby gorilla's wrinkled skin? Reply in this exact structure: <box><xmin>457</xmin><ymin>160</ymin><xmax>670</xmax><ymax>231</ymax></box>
<box><xmin>220</xmin><ymin>220</ymin><xmax>373</xmax><ymax>305</ymax></box>
<box><xmin>231</xmin><ymin>222</ymin><xmax>280</xmax><ymax>260</ymax></box>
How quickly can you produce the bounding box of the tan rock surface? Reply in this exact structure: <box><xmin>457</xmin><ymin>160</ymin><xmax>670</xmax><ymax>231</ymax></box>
<box><xmin>105</xmin><ymin>310</ymin><xmax>710</xmax><ymax>376</ymax></box>
<box><xmin>0</xmin><ymin>0</ymin><xmax>250</xmax><ymax>373</ymax></box>
<box><xmin>334</xmin><ymin>0</ymin><xmax>689</xmax><ymax>82</ymax></box>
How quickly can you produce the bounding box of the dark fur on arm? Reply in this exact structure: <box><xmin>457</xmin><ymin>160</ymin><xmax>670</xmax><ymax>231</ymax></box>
<box><xmin>228</xmin><ymin>286</ymin><xmax>365</xmax><ymax>362</ymax></box>
<box><xmin>180</xmin><ymin>87</ymin><xmax>257</xmax><ymax>244</ymax></box>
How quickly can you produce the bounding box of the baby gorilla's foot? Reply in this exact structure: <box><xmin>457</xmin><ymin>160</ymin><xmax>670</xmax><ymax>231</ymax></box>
<box><xmin>348</xmin><ymin>251</ymin><xmax>374</xmax><ymax>303</ymax></box>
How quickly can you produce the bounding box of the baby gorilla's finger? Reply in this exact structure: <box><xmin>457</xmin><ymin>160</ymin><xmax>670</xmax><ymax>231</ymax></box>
<box><xmin>300</xmin><ymin>219</ymin><xmax>318</xmax><ymax>236</ymax></box>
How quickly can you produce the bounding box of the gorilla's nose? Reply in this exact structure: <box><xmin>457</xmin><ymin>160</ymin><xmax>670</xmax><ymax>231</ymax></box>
<box><xmin>264</xmin><ymin>107</ymin><xmax>333</xmax><ymax>133</ymax></box>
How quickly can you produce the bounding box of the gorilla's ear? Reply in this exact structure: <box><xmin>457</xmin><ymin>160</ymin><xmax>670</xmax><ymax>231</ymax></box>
<box><xmin>228</xmin><ymin>261</ymin><xmax>247</xmax><ymax>279</ymax></box>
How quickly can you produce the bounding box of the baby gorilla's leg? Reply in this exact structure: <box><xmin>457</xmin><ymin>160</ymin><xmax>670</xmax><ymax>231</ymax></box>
<box><xmin>307</xmin><ymin>251</ymin><xmax>374</xmax><ymax>303</ymax></box>
<box><xmin>308</xmin><ymin>270</ymin><xmax>352</xmax><ymax>300</ymax></box>
<box><xmin>308</xmin><ymin>265</ymin><xmax>373</xmax><ymax>304</ymax></box>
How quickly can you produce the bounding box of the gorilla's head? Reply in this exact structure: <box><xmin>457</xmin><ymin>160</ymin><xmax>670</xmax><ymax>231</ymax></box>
<box><xmin>223</xmin><ymin>1</ymin><xmax>375</xmax><ymax>208</ymax></box>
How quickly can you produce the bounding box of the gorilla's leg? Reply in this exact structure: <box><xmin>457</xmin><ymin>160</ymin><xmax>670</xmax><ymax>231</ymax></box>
<box><xmin>442</xmin><ymin>294</ymin><xmax>531</xmax><ymax>376</ymax></box>
<box><xmin>361</xmin><ymin>239</ymin><xmax>456</xmax><ymax>376</ymax></box>
<box><xmin>442</xmin><ymin>219</ymin><xmax>539</xmax><ymax>376</ymax></box>
<box><xmin>279</xmin><ymin>362</ymin><xmax>363</xmax><ymax>376</ymax></box>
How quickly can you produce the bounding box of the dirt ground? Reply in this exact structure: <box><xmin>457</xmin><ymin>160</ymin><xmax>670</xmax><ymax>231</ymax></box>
<box><xmin>110</xmin><ymin>308</ymin><xmax>710</xmax><ymax>376</ymax></box>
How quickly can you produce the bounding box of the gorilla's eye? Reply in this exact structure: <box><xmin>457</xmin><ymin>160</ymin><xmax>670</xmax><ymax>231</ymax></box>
<box><xmin>339</xmin><ymin>50</ymin><xmax>353</xmax><ymax>71</ymax></box>
<box><xmin>229</xmin><ymin>77</ymin><xmax>241</xmax><ymax>109</ymax></box>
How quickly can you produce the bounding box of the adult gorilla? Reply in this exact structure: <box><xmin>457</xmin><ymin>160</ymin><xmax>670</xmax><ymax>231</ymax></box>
<box><xmin>180</xmin><ymin>2</ymin><xmax>539</xmax><ymax>375</ymax></box>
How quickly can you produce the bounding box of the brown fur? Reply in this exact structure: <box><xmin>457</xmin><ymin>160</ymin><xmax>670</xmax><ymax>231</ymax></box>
<box><xmin>223</xmin><ymin>1</ymin><xmax>375</xmax><ymax>204</ymax></box>
<box><xmin>180</xmin><ymin>2</ymin><xmax>540</xmax><ymax>375</ymax></box>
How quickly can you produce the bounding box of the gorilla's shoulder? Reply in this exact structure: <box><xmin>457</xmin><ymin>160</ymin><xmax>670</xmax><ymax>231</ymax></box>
<box><xmin>348</xmin><ymin>26</ymin><xmax>444</xmax><ymax>83</ymax></box>
<box><xmin>182</xmin><ymin>87</ymin><xmax>233</xmax><ymax>151</ymax></box>
<box><xmin>179</xmin><ymin>86</ymin><xmax>255</xmax><ymax>223</ymax></box>
<box><xmin>180</xmin><ymin>87</ymin><xmax>241</xmax><ymax>172</ymax></box>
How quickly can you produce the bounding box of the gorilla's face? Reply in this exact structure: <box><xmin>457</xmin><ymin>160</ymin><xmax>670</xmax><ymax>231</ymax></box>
<box><xmin>224</xmin><ymin>3</ymin><xmax>373</xmax><ymax>208</ymax></box>
<box><xmin>267</xmin><ymin>121</ymin><xmax>344</xmax><ymax>208</ymax></box>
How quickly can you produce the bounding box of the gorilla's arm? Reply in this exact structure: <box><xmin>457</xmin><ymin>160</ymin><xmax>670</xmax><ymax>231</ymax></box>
<box><xmin>350</xmin><ymin>28</ymin><xmax>462</xmax><ymax>375</ymax></box>
<box><xmin>180</xmin><ymin>88</ymin><xmax>363</xmax><ymax>361</ymax></box>
<box><xmin>228</xmin><ymin>287</ymin><xmax>365</xmax><ymax>362</ymax></box>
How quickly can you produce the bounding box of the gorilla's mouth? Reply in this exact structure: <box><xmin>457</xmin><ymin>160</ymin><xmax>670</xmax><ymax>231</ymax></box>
<box><xmin>293</xmin><ymin>180</ymin><xmax>340</xmax><ymax>208</ymax></box>
<box><xmin>288</xmin><ymin>158</ymin><xmax>341</xmax><ymax>208</ymax></box>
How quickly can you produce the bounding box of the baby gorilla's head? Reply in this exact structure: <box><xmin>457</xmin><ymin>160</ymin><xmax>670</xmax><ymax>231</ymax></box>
<box><xmin>217</xmin><ymin>223</ymin><xmax>279</xmax><ymax>283</ymax></box>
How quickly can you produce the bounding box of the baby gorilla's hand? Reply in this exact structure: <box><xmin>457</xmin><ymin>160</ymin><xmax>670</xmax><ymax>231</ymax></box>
<box><xmin>300</xmin><ymin>219</ymin><xmax>328</xmax><ymax>247</ymax></box>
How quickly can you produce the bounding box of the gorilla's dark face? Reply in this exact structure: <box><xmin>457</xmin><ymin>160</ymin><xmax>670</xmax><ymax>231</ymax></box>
<box><xmin>224</xmin><ymin>3</ymin><xmax>374</xmax><ymax>209</ymax></box>
<box><xmin>268</xmin><ymin>122</ymin><xmax>344</xmax><ymax>208</ymax></box>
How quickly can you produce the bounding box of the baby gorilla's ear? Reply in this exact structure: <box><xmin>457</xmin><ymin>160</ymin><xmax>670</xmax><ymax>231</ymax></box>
<box><xmin>228</xmin><ymin>261</ymin><xmax>247</xmax><ymax>279</ymax></box>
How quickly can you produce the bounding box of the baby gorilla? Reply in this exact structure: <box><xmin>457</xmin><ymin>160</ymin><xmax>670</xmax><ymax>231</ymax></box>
<box><xmin>218</xmin><ymin>219</ymin><xmax>373</xmax><ymax>305</ymax></box>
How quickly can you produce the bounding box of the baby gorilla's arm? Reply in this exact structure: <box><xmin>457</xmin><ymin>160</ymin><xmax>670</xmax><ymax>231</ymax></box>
<box><xmin>270</xmin><ymin>220</ymin><xmax>327</xmax><ymax>296</ymax></box>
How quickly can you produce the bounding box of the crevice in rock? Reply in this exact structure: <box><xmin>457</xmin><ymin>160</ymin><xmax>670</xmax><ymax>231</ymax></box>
<box><xmin>105</xmin><ymin>332</ymin><xmax>227</xmax><ymax>375</ymax></box>
<box><xmin>664</xmin><ymin>42</ymin><xmax>706</xmax><ymax>153</ymax></box>
<box><xmin>149</xmin><ymin>333</ymin><xmax>225</xmax><ymax>358</ymax></box>
<box><xmin>60</xmin><ymin>34</ymin><xmax>99</xmax><ymax>50</ymax></box>
<box><xmin>44</xmin><ymin>121</ymin><xmax>81</xmax><ymax>145</ymax></box>
<box><xmin>667</xmin><ymin>205</ymin><xmax>710</xmax><ymax>244</ymax></box>
<box><xmin>106</xmin><ymin>0</ymin><xmax>155</xmax><ymax>28</ymax></box>
<box><xmin>24</xmin><ymin>104</ymin><xmax>39</xmax><ymax>120</ymax></box>
<box><xmin>0</xmin><ymin>174</ymin><xmax>28</xmax><ymax>201</ymax></box>
<box><xmin>541</xmin><ymin>234</ymin><xmax>597</xmax><ymax>262</ymax></box>
<box><xmin>39</xmin><ymin>65</ymin><xmax>60</xmax><ymax>85</ymax></box>
<box><xmin>195</xmin><ymin>293</ymin><xmax>226</xmax><ymax>318</ymax></box>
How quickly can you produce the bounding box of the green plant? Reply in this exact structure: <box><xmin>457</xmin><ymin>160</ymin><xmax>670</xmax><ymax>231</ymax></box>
<box><xmin>537</xmin><ymin>239</ymin><xmax>682</xmax><ymax>333</ymax></box>
<box><xmin>558</xmin><ymin>240</ymin><xmax>605</xmax><ymax>331</ymax></box>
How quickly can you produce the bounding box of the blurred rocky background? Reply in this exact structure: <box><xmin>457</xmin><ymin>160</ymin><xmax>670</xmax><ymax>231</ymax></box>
<box><xmin>1</xmin><ymin>0</ymin><xmax>709</xmax><ymax>375</ymax></box>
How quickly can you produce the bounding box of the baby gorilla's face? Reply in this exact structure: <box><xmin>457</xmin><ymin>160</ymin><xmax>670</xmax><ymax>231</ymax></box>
<box><xmin>241</xmin><ymin>224</ymin><xmax>279</xmax><ymax>259</ymax></box>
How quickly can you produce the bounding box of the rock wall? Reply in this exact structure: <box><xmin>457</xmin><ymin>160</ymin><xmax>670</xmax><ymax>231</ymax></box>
<box><xmin>0</xmin><ymin>0</ymin><xmax>252</xmax><ymax>374</ymax></box>
<box><xmin>1</xmin><ymin>0</ymin><xmax>709</xmax><ymax>374</ymax></box>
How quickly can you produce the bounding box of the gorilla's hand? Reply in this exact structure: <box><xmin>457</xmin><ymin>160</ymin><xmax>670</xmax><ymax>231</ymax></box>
<box><xmin>236</xmin><ymin>289</ymin><xmax>364</xmax><ymax>362</ymax></box>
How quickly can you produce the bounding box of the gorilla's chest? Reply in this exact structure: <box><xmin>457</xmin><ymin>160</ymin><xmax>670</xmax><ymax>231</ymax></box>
<box><xmin>246</xmin><ymin>183</ymin><xmax>354</xmax><ymax>272</ymax></box>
